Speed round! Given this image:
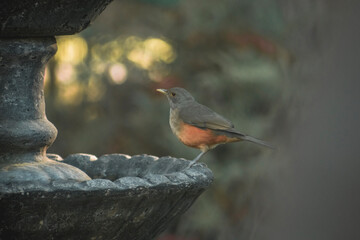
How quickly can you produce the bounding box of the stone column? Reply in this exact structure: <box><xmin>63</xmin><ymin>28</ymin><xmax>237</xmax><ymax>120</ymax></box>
<box><xmin>0</xmin><ymin>0</ymin><xmax>115</xmax><ymax>184</ymax></box>
<box><xmin>0</xmin><ymin>38</ymin><xmax>90</xmax><ymax>183</ymax></box>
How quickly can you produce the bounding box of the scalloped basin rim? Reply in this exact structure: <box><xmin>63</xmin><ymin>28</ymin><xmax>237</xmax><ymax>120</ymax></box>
<box><xmin>0</xmin><ymin>153</ymin><xmax>213</xmax><ymax>193</ymax></box>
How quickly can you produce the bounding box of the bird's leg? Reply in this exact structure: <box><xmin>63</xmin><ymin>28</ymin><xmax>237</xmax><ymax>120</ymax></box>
<box><xmin>188</xmin><ymin>150</ymin><xmax>209</xmax><ymax>168</ymax></box>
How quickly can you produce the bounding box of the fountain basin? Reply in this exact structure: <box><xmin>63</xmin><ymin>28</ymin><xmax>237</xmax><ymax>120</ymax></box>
<box><xmin>0</xmin><ymin>154</ymin><xmax>213</xmax><ymax>240</ymax></box>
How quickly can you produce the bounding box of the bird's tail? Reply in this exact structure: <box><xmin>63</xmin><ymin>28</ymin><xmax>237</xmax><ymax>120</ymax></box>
<box><xmin>214</xmin><ymin>128</ymin><xmax>275</xmax><ymax>149</ymax></box>
<box><xmin>242</xmin><ymin>135</ymin><xmax>275</xmax><ymax>149</ymax></box>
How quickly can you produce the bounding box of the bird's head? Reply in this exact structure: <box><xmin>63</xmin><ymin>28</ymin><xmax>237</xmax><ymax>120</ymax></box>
<box><xmin>157</xmin><ymin>87</ymin><xmax>195</xmax><ymax>109</ymax></box>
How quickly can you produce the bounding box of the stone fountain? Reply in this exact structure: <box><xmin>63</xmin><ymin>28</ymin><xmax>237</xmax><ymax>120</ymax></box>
<box><xmin>0</xmin><ymin>1</ymin><xmax>213</xmax><ymax>239</ymax></box>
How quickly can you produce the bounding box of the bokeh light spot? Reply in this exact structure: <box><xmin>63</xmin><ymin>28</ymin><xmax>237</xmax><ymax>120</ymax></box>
<box><xmin>109</xmin><ymin>63</ymin><xmax>128</xmax><ymax>84</ymax></box>
<box><xmin>127</xmin><ymin>48</ymin><xmax>153</xmax><ymax>69</ymax></box>
<box><xmin>127</xmin><ymin>37</ymin><xmax>175</xmax><ymax>69</ymax></box>
<box><xmin>55</xmin><ymin>36</ymin><xmax>88</xmax><ymax>64</ymax></box>
<box><xmin>55</xmin><ymin>63</ymin><xmax>75</xmax><ymax>84</ymax></box>
<box><xmin>143</xmin><ymin>38</ymin><xmax>176</xmax><ymax>63</ymax></box>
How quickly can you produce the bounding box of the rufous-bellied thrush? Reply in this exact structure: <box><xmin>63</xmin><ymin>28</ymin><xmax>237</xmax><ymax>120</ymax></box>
<box><xmin>157</xmin><ymin>87</ymin><xmax>274</xmax><ymax>167</ymax></box>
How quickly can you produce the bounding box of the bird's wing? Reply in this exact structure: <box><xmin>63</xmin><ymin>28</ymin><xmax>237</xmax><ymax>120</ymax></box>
<box><xmin>179</xmin><ymin>102</ymin><xmax>234</xmax><ymax>130</ymax></box>
<box><xmin>179</xmin><ymin>102</ymin><xmax>275</xmax><ymax>149</ymax></box>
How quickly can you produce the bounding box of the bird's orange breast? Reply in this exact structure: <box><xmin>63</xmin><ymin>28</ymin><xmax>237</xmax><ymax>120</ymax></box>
<box><xmin>177</xmin><ymin>123</ymin><xmax>239</xmax><ymax>150</ymax></box>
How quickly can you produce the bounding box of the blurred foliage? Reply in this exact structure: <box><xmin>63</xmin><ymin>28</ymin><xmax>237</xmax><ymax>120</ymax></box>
<box><xmin>45</xmin><ymin>0</ymin><xmax>291</xmax><ymax>239</ymax></box>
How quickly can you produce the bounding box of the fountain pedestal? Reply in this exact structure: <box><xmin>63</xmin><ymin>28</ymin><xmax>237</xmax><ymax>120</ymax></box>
<box><xmin>0</xmin><ymin>38</ymin><xmax>90</xmax><ymax>184</ymax></box>
<box><xmin>0</xmin><ymin>1</ymin><xmax>213</xmax><ymax>239</ymax></box>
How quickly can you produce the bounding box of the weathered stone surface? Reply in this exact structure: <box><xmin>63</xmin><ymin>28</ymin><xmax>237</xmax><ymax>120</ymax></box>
<box><xmin>0</xmin><ymin>38</ymin><xmax>57</xmax><ymax>152</ymax></box>
<box><xmin>46</xmin><ymin>153</ymin><xmax>63</xmax><ymax>161</ymax></box>
<box><xmin>0</xmin><ymin>153</ymin><xmax>214</xmax><ymax>240</ymax></box>
<box><xmin>0</xmin><ymin>0</ymin><xmax>114</xmax><ymax>37</ymax></box>
<box><xmin>0</xmin><ymin>38</ymin><xmax>91</xmax><ymax>184</ymax></box>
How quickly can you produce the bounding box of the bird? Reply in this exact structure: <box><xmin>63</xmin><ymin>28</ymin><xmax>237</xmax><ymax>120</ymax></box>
<box><xmin>157</xmin><ymin>87</ymin><xmax>274</xmax><ymax>167</ymax></box>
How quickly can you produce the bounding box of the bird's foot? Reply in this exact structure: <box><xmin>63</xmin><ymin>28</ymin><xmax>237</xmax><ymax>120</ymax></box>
<box><xmin>183</xmin><ymin>160</ymin><xmax>198</xmax><ymax>170</ymax></box>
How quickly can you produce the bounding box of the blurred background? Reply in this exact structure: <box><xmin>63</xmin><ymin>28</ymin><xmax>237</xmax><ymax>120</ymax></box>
<box><xmin>46</xmin><ymin>0</ymin><xmax>360</xmax><ymax>239</ymax></box>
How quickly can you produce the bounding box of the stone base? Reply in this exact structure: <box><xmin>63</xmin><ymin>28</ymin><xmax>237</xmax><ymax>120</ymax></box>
<box><xmin>0</xmin><ymin>157</ymin><xmax>91</xmax><ymax>184</ymax></box>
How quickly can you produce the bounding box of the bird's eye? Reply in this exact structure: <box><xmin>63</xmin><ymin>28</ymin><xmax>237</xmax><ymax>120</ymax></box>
<box><xmin>171</xmin><ymin>92</ymin><xmax>176</xmax><ymax>97</ymax></box>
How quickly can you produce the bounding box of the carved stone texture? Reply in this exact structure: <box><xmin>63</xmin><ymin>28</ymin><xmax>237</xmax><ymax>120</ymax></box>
<box><xmin>0</xmin><ymin>154</ymin><xmax>214</xmax><ymax>240</ymax></box>
<box><xmin>0</xmin><ymin>0</ymin><xmax>113</xmax><ymax>37</ymax></box>
<box><xmin>0</xmin><ymin>38</ymin><xmax>90</xmax><ymax>183</ymax></box>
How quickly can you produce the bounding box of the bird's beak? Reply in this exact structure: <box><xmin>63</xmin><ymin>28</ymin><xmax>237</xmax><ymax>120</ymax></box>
<box><xmin>156</xmin><ymin>89</ymin><xmax>168</xmax><ymax>95</ymax></box>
